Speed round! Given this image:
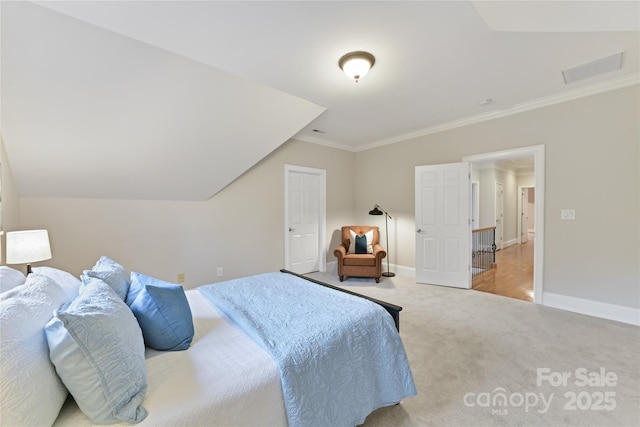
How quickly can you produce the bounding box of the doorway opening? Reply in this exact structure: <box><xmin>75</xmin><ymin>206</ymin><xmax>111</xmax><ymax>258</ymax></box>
<box><xmin>463</xmin><ymin>145</ymin><xmax>544</xmax><ymax>304</ymax></box>
<box><xmin>472</xmin><ymin>235</ymin><xmax>535</xmax><ymax>302</ymax></box>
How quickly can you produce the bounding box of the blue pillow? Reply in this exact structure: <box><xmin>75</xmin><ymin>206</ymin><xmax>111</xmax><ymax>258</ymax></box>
<box><xmin>355</xmin><ymin>235</ymin><xmax>367</xmax><ymax>254</ymax></box>
<box><xmin>128</xmin><ymin>272</ymin><xmax>194</xmax><ymax>351</ymax></box>
<box><xmin>45</xmin><ymin>280</ymin><xmax>148</xmax><ymax>424</ymax></box>
<box><xmin>81</xmin><ymin>256</ymin><xmax>130</xmax><ymax>301</ymax></box>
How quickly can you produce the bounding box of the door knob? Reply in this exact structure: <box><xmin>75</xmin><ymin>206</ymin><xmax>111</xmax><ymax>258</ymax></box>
<box><xmin>416</xmin><ymin>229</ymin><xmax>422</xmax><ymax>233</ymax></box>
<box><xmin>289</xmin><ymin>228</ymin><xmax>296</xmax><ymax>232</ymax></box>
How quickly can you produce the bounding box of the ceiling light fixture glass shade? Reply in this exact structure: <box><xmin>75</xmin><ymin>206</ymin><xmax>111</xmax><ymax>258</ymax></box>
<box><xmin>339</xmin><ymin>51</ymin><xmax>375</xmax><ymax>83</ymax></box>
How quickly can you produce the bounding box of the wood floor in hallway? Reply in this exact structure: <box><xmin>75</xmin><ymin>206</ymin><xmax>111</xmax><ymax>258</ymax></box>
<box><xmin>472</xmin><ymin>236</ymin><xmax>534</xmax><ymax>302</ymax></box>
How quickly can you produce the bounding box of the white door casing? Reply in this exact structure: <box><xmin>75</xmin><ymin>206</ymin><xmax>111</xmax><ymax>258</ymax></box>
<box><xmin>463</xmin><ymin>144</ymin><xmax>545</xmax><ymax>304</ymax></box>
<box><xmin>520</xmin><ymin>187</ymin><xmax>529</xmax><ymax>244</ymax></box>
<box><xmin>284</xmin><ymin>165</ymin><xmax>326</xmax><ymax>274</ymax></box>
<box><xmin>471</xmin><ymin>181</ymin><xmax>479</xmax><ymax>230</ymax></box>
<box><xmin>495</xmin><ymin>182</ymin><xmax>504</xmax><ymax>250</ymax></box>
<box><xmin>415</xmin><ymin>162</ymin><xmax>471</xmax><ymax>288</ymax></box>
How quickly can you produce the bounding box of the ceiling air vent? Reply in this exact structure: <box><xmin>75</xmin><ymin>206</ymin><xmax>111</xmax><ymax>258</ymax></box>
<box><xmin>562</xmin><ymin>52</ymin><xmax>624</xmax><ymax>84</ymax></box>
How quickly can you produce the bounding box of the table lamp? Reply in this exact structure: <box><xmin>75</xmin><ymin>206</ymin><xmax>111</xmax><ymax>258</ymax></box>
<box><xmin>6</xmin><ymin>229</ymin><xmax>52</xmax><ymax>275</ymax></box>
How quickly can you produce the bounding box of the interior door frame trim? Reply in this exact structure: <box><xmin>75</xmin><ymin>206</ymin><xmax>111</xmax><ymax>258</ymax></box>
<box><xmin>517</xmin><ymin>185</ymin><xmax>535</xmax><ymax>244</ymax></box>
<box><xmin>495</xmin><ymin>181</ymin><xmax>504</xmax><ymax>251</ymax></box>
<box><xmin>284</xmin><ymin>164</ymin><xmax>327</xmax><ymax>273</ymax></box>
<box><xmin>463</xmin><ymin>144</ymin><xmax>545</xmax><ymax>304</ymax></box>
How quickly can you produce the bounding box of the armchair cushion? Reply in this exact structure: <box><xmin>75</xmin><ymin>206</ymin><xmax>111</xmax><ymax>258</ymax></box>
<box><xmin>343</xmin><ymin>254</ymin><xmax>378</xmax><ymax>267</ymax></box>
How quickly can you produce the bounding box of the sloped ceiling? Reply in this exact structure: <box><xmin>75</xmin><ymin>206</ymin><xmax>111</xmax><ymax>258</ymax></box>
<box><xmin>1</xmin><ymin>1</ymin><xmax>638</xmax><ymax>201</ymax></box>
<box><xmin>1</xmin><ymin>1</ymin><xmax>325</xmax><ymax>200</ymax></box>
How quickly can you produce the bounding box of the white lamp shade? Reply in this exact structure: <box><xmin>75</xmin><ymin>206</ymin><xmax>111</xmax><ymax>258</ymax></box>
<box><xmin>6</xmin><ymin>230</ymin><xmax>52</xmax><ymax>265</ymax></box>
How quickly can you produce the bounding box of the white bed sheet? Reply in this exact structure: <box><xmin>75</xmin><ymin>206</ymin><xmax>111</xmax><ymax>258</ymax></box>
<box><xmin>53</xmin><ymin>290</ymin><xmax>288</xmax><ymax>427</ymax></box>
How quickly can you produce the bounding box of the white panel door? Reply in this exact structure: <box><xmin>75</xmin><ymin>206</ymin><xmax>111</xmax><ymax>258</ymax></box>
<box><xmin>415</xmin><ymin>162</ymin><xmax>471</xmax><ymax>288</ymax></box>
<box><xmin>285</xmin><ymin>167</ymin><xmax>324</xmax><ymax>274</ymax></box>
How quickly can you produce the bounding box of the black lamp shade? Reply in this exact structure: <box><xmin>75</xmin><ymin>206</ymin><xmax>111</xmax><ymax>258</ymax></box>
<box><xmin>369</xmin><ymin>207</ymin><xmax>383</xmax><ymax>215</ymax></box>
<box><xmin>367</xmin><ymin>204</ymin><xmax>395</xmax><ymax>278</ymax></box>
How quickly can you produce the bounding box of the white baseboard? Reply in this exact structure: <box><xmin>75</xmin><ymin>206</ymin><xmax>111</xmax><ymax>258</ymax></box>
<box><xmin>325</xmin><ymin>260</ymin><xmax>337</xmax><ymax>274</ymax></box>
<box><xmin>328</xmin><ymin>261</ymin><xmax>639</xmax><ymax>325</ymax></box>
<box><xmin>503</xmin><ymin>239</ymin><xmax>517</xmax><ymax>248</ymax></box>
<box><xmin>543</xmin><ymin>292</ymin><xmax>640</xmax><ymax>326</ymax></box>
<box><xmin>393</xmin><ymin>264</ymin><xmax>415</xmax><ymax>277</ymax></box>
<box><xmin>324</xmin><ymin>261</ymin><xmax>414</xmax><ymax>279</ymax></box>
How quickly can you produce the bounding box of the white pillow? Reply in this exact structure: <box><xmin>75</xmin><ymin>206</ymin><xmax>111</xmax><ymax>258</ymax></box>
<box><xmin>348</xmin><ymin>229</ymin><xmax>374</xmax><ymax>254</ymax></box>
<box><xmin>0</xmin><ymin>266</ymin><xmax>26</xmax><ymax>293</ymax></box>
<box><xmin>32</xmin><ymin>266</ymin><xmax>81</xmax><ymax>302</ymax></box>
<box><xmin>45</xmin><ymin>279</ymin><xmax>148</xmax><ymax>424</ymax></box>
<box><xmin>81</xmin><ymin>256</ymin><xmax>129</xmax><ymax>301</ymax></box>
<box><xmin>0</xmin><ymin>274</ymin><xmax>69</xmax><ymax>427</ymax></box>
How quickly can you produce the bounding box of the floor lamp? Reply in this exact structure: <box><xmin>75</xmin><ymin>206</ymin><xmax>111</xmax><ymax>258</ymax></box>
<box><xmin>369</xmin><ymin>204</ymin><xmax>395</xmax><ymax>277</ymax></box>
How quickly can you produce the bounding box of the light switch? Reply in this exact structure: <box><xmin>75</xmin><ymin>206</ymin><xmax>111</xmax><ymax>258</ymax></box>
<box><xmin>561</xmin><ymin>209</ymin><xmax>576</xmax><ymax>220</ymax></box>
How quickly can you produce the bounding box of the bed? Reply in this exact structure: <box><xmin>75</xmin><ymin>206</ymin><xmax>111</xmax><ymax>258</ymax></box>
<box><xmin>0</xmin><ymin>261</ymin><xmax>416</xmax><ymax>427</ymax></box>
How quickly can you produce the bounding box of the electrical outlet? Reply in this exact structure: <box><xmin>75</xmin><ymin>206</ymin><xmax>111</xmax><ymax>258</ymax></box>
<box><xmin>177</xmin><ymin>273</ymin><xmax>185</xmax><ymax>283</ymax></box>
<box><xmin>216</xmin><ymin>267</ymin><xmax>223</xmax><ymax>277</ymax></box>
<box><xmin>561</xmin><ymin>209</ymin><xmax>576</xmax><ymax>220</ymax></box>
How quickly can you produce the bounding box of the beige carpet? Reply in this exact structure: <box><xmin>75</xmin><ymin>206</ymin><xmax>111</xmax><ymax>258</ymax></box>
<box><xmin>307</xmin><ymin>271</ymin><xmax>640</xmax><ymax>427</ymax></box>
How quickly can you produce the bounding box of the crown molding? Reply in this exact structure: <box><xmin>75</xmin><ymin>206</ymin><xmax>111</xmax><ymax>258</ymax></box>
<box><xmin>358</xmin><ymin>73</ymin><xmax>639</xmax><ymax>152</ymax></box>
<box><xmin>292</xmin><ymin>135</ymin><xmax>358</xmax><ymax>152</ymax></box>
<box><xmin>300</xmin><ymin>73</ymin><xmax>640</xmax><ymax>153</ymax></box>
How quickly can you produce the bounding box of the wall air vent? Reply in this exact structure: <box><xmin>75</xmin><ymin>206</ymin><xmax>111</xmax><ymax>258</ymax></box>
<box><xmin>562</xmin><ymin>52</ymin><xmax>624</xmax><ymax>84</ymax></box>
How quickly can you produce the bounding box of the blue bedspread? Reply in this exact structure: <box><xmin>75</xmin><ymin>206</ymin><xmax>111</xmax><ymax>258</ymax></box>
<box><xmin>198</xmin><ymin>272</ymin><xmax>416</xmax><ymax>427</ymax></box>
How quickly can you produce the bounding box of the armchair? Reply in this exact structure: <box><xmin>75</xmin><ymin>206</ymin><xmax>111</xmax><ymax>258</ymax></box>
<box><xmin>333</xmin><ymin>226</ymin><xmax>387</xmax><ymax>283</ymax></box>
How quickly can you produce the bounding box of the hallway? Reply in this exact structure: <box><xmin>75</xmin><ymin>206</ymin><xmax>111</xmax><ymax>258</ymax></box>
<box><xmin>472</xmin><ymin>235</ymin><xmax>534</xmax><ymax>302</ymax></box>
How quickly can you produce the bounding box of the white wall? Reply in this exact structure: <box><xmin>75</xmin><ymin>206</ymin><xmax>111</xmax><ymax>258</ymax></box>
<box><xmin>478</xmin><ymin>168</ymin><xmax>496</xmax><ymax>229</ymax></box>
<box><xmin>354</xmin><ymin>84</ymin><xmax>639</xmax><ymax>310</ymax></box>
<box><xmin>18</xmin><ymin>139</ymin><xmax>356</xmax><ymax>287</ymax></box>
<box><xmin>0</xmin><ymin>135</ymin><xmax>20</xmax><ymax>263</ymax></box>
<box><xmin>497</xmin><ymin>168</ymin><xmax>518</xmax><ymax>246</ymax></box>
<box><xmin>527</xmin><ymin>188</ymin><xmax>535</xmax><ymax>232</ymax></box>
<box><xmin>517</xmin><ymin>173</ymin><xmax>536</xmax><ymax>236</ymax></box>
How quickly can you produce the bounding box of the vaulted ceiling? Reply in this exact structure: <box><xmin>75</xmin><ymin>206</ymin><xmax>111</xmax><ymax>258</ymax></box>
<box><xmin>1</xmin><ymin>1</ymin><xmax>638</xmax><ymax>200</ymax></box>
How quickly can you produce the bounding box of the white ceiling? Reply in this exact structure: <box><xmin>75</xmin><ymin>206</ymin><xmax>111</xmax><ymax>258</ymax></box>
<box><xmin>1</xmin><ymin>1</ymin><xmax>638</xmax><ymax>200</ymax></box>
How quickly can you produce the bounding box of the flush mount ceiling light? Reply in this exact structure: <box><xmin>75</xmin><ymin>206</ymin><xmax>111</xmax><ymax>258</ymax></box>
<box><xmin>339</xmin><ymin>51</ymin><xmax>375</xmax><ymax>83</ymax></box>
